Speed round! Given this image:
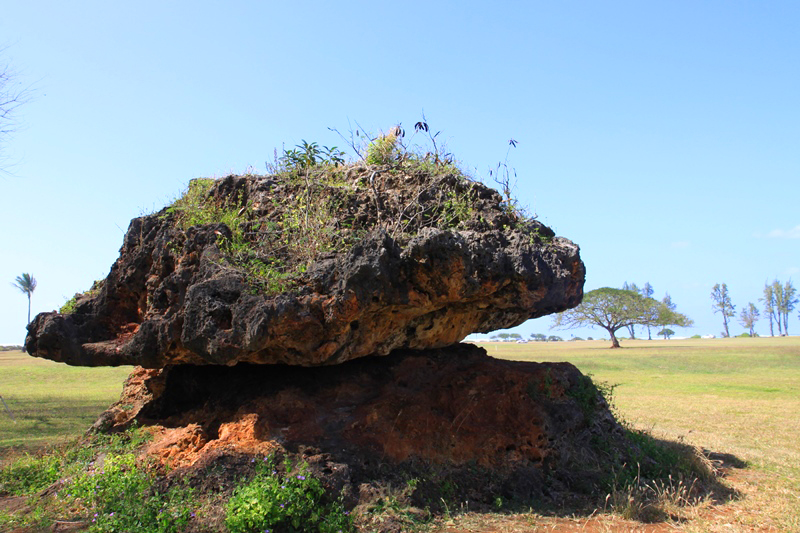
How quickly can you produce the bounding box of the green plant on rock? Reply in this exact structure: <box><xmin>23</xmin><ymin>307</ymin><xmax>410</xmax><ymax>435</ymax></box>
<box><xmin>567</xmin><ymin>374</ymin><xmax>617</xmax><ymax>421</ymax></box>
<box><xmin>160</xmin><ymin>125</ymin><xmax>543</xmax><ymax>295</ymax></box>
<box><xmin>59</xmin><ymin>279</ymin><xmax>104</xmax><ymax>314</ymax></box>
<box><xmin>281</xmin><ymin>140</ymin><xmax>346</xmax><ymax>170</ymax></box>
<box><xmin>168</xmin><ymin>181</ymin><xmax>288</xmax><ymax>290</ymax></box>
<box><xmin>440</xmin><ymin>186</ymin><xmax>476</xmax><ymax>230</ymax></box>
<box><xmin>366</xmin><ymin>132</ymin><xmax>401</xmax><ymax>165</ymax></box>
<box><xmin>225</xmin><ymin>456</ymin><xmax>352</xmax><ymax>533</ymax></box>
<box><xmin>165</xmin><ymin>178</ymin><xmax>217</xmax><ymax>228</ymax></box>
<box><xmin>59</xmin><ymin>296</ymin><xmax>78</xmax><ymax>314</ymax></box>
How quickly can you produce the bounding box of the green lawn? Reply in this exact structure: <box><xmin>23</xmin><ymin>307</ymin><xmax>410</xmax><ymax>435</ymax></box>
<box><xmin>488</xmin><ymin>337</ymin><xmax>800</xmax><ymax>476</ymax></box>
<box><xmin>1</xmin><ymin>338</ymin><xmax>798</xmax><ymax>531</ymax></box>
<box><xmin>0</xmin><ymin>351</ymin><xmax>132</xmax><ymax>451</ymax></box>
<box><xmin>486</xmin><ymin>336</ymin><xmax>800</xmax><ymax>531</ymax></box>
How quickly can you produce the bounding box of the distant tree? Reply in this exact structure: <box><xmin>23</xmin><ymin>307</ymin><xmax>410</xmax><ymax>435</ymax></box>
<box><xmin>774</xmin><ymin>280</ymin><xmax>797</xmax><ymax>335</ymax></box>
<box><xmin>641</xmin><ymin>282</ymin><xmax>655</xmax><ymax>339</ymax></box>
<box><xmin>529</xmin><ymin>333</ymin><xmax>547</xmax><ymax>342</ymax></box>
<box><xmin>497</xmin><ymin>333</ymin><xmax>511</xmax><ymax>341</ymax></box>
<box><xmin>738</xmin><ymin>302</ymin><xmax>760</xmax><ymax>337</ymax></box>
<box><xmin>509</xmin><ymin>333</ymin><xmax>522</xmax><ymax>340</ymax></box>
<box><xmin>11</xmin><ymin>273</ymin><xmax>37</xmax><ymax>324</ymax></box>
<box><xmin>640</xmin><ymin>282</ymin><xmax>654</xmax><ymax>298</ymax></box>
<box><xmin>760</xmin><ymin>283</ymin><xmax>776</xmax><ymax>336</ymax></box>
<box><xmin>547</xmin><ymin>335</ymin><xmax>563</xmax><ymax>342</ymax></box>
<box><xmin>772</xmin><ymin>280</ymin><xmax>785</xmax><ymax>335</ymax></box>
<box><xmin>621</xmin><ymin>282</ymin><xmax>640</xmax><ymax>339</ymax></box>
<box><xmin>622</xmin><ymin>282</ymin><xmax>640</xmax><ymax>293</ymax></box>
<box><xmin>655</xmin><ymin>293</ymin><xmax>693</xmax><ymax>338</ymax></box>
<box><xmin>656</xmin><ymin>293</ymin><xmax>677</xmax><ymax>335</ymax></box>
<box><xmin>711</xmin><ymin>283</ymin><xmax>735</xmax><ymax>338</ymax></box>
<box><xmin>552</xmin><ymin>287</ymin><xmax>691</xmax><ymax>348</ymax></box>
<box><xmin>657</xmin><ymin>328</ymin><xmax>675</xmax><ymax>340</ymax></box>
<box><xmin>661</xmin><ymin>293</ymin><xmax>676</xmax><ymax>313</ymax></box>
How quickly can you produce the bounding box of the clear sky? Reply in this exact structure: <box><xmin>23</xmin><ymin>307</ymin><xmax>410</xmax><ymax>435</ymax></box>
<box><xmin>1</xmin><ymin>1</ymin><xmax>798</xmax><ymax>345</ymax></box>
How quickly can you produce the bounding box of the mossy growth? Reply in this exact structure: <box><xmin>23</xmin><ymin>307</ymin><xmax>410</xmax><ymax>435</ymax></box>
<box><xmin>59</xmin><ymin>279</ymin><xmax>104</xmax><ymax>314</ymax></box>
<box><xmin>161</xmin><ymin>134</ymin><xmax>547</xmax><ymax>295</ymax></box>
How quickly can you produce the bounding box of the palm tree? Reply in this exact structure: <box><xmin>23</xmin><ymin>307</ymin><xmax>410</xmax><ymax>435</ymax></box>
<box><xmin>11</xmin><ymin>273</ymin><xmax>37</xmax><ymax>324</ymax></box>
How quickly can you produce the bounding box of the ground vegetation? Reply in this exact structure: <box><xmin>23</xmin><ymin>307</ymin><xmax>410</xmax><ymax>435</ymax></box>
<box><xmin>4</xmin><ymin>338</ymin><xmax>799</xmax><ymax>531</ymax></box>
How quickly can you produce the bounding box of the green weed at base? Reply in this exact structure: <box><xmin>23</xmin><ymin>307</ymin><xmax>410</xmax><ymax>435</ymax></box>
<box><xmin>0</xmin><ymin>452</ymin><xmax>61</xmax><ymax>495</ymax></box>
<box><xmin>566</xmin><ymin>373</ymin><xmax>618</xmax><ymax>422</ymax></box>
<box><xmin>225</xmin><ymin>456</ymin><xmax>353</xmax><ymax>533</ymax></box>
<box><xmin>355</xmin><ymin>478</ymin><xmax>430</xmax><ymax>533</ymax></box>
<box><xmin>64</xmin><ymin>452</ymin><xmax>196</xmax><ymax>533</ymax></box>
<box><xmin>0</xmin><ymin>504</ymin><xmax>54</xmax><ymax>531</ymax></box>
<box><xmin>0</xmin><ymin>426</ymin><xmax>151</xmax><ymax>497</ymax></box>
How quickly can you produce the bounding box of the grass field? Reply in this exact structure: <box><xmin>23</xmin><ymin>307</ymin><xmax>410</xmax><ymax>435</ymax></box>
<box><xmin>483</xmin><ymin>336</ymin><xmax>800</xmax><ymax>531</ymax></box>
<box><xmin>0</xmin><ymin>351</ymin><xmax>132</xmax><ymax>451</ymax></box>
<box><xmin>1</xmin><ymin>338</ymin><xmax>799</xmax><ymax>531</ymax></box>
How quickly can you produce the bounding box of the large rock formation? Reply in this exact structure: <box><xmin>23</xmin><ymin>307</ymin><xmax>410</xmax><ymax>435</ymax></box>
<box><xmin>25</xmin><ymin>165</ymin><xmax>584</xmax><ymax>368</ymax></box>
<box><xmin>23</xmin><ymin>160</ymin><xmax>619</xmax><ymax>515</ymax></box>
<box><xmin>94</xmin><ymin>343</ymin><xmax>624</xmax><ymax>511</ymax></box>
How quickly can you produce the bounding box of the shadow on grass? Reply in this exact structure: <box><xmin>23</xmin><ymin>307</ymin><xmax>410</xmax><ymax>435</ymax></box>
<box><xmin>443</xmin><ymin>435</ymin><xmax>747</xmax><ymax>526</ymax></box>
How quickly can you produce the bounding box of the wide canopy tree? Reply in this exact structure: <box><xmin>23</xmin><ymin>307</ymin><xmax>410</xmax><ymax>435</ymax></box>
<box><xmin>552</xmin><ymin>287</ymin><xmax>692</xmax><ymax>348</ymax></box>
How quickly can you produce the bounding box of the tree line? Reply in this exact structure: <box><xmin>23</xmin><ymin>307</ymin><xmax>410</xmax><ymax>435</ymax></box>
<box><xmin>490</xmin><ymin>333</ymin><xmax>567</xmax><ymax>342</ymax></box>
<box><xmin>711</xmin><ymin>280</ymin><xmax>797</xmax><ymax>337</ymax></box>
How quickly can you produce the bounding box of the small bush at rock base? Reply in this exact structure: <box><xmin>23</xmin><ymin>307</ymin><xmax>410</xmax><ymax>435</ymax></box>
<box><xmin>64</xmin><ymin>452</ymin><xmax>196</xmax><ymax>533</ymax></box>
<box><xmin>226</xmin><ymin>456</ymin><xmax>353</xmax><ymax>533</ymax></box>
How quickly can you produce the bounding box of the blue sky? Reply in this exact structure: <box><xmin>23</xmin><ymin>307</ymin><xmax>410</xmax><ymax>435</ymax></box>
<box><xmin>1</xmin><ymin>1</ymin><xmax>798</xmax><ymax>345</ymax></box>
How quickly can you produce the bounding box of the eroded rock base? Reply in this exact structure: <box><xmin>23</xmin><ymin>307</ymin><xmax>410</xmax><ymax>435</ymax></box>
<box><xmin>97</xmin><ymin>343</ymin><xmax>625</xmax><ymax>510</ymax></box>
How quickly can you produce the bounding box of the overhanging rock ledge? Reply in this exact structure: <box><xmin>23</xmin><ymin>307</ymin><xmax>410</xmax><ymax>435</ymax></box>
<box><xmin>25</xmin><ymin>170</ymin><xmax>584</xmax><ymax>367</ymax></box>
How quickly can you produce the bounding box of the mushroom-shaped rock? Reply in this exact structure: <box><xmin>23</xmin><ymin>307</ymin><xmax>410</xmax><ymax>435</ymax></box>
<box><xmin>26</xmin><ymin>168</ymin><xmax>584</xmax><ymax>368</ymax></box>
